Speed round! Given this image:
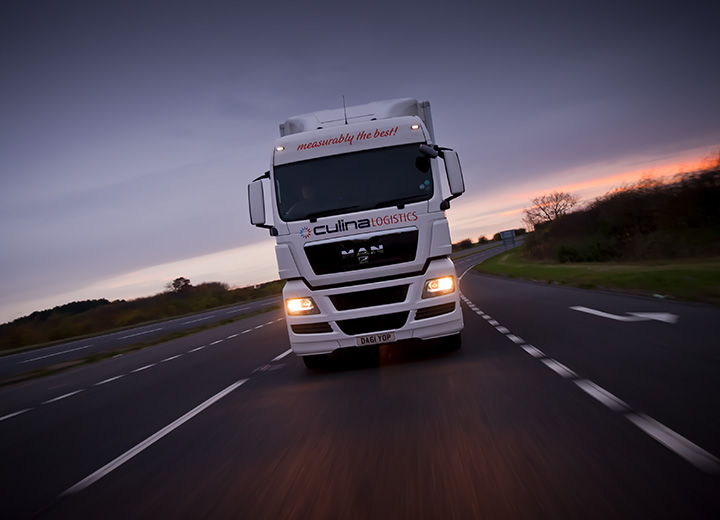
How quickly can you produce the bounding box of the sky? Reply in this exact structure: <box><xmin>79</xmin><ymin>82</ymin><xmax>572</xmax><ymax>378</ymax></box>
<box><xmin>1</xmin><ymin>0</ymin><xmax>719</xmax><ymax>324</ymax></box>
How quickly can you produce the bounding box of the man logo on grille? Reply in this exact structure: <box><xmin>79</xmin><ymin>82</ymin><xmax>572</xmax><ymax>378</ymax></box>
<box><xmin>341</xmin><ymin>244</ymin><xmax>384</xmax><ymax>264</ymax></box>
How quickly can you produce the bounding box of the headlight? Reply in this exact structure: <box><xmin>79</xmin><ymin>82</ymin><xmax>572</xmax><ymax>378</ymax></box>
<box><xmin>286</xmin><ymin>297</ymin><xmax>320</xmax><ymax>315</ymax></box>
<box><xmin>422</xmin><ymin>276</ymin><xmax>455</xmax><ymax>298</ymax></box>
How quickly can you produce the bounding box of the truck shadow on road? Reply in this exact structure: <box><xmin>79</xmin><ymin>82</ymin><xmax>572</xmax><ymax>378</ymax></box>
<box><xmin>307</xmin><ymin>338</ymin><xmax>462</xmax><ymax>373</ymax></box>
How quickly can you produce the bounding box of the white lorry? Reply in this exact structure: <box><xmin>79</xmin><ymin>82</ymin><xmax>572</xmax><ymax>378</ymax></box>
<box><xmin>248</xmin><ymin>98</ymin><xmax>465</xmax><ymax>368</ymax></box>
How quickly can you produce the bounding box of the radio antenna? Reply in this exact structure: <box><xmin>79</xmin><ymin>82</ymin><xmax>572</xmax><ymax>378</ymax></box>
<box><xmin>342</xmin><ymin>95</ymin><xmax>348</xmax><ymax>124</ymax></box>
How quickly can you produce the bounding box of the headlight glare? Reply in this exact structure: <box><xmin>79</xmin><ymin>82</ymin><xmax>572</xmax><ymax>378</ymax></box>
<box><xmin>286</xmin><ymin>297</ymin><xmax>319</xmax><ymax>315</ymax></box>
<box><xmin>422</xmin><ymin>276</ymin><xmax>455</xmax><ymax>298</ymax></box>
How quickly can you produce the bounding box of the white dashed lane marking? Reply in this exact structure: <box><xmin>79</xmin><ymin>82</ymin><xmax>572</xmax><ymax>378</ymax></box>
<box><xmin>118</xmin><ymin>328</ymin><xmax>164</xmax><ymax>340</ymax></box>
<box><xmin>42</xmin><ymin>390</ymin><xmax>84</xmax><ymax>405</ymax></box>
<box><xmin>183</xmin><ymin>316</ymin><xmax>214</xmax><ymax>325</ymax></box>
<box><xmin>272</xmin><ymin>349</ymin><xmax>293</xmax><ymax>362</ymax></box>
<box><xmin>541</xmin><ymin>358</ymin><xmax>578</xmax><ymax>379</ymax></box>
<box><xmin>20</xmin><ymin>344</ymin><xmax>94</xmax><ymax>364</ymax></box>
<box><xmin>0</xmin><ymin>409</ymin><xmax>32</xmax><ymax>422</ymax></box>
<box><xmin>1</xmin><ymin>316</ymin><xmax>289</xmax><ymax>424</ymax></box>
<box><xmin>574</xmin><ymin>379</ymin><xmax>629</xmax><ymax>412</ymax></box>
<box><xmin>94</xmin><ymin>375</ymin><xmax>125</xmax><ymax>386</ymax></box>
<box><xmin>521</xmin><ymin>345</ymin><xmax>545</xmax><ymax>358</ymax></box>
<box><xmin>459</xmin><ymin>291</ymin><xmax>720</xmax><ymax>474</ymax></box>
<box><xmin>131</xmin><ymin>364</ymin><xmax>155</xmax><ymax>373</ymax></box>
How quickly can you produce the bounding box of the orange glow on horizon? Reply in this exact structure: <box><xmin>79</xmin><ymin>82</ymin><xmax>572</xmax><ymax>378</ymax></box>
<box><xmin>448</xmin><ymin>151</ymin><xmax>715</xmax><ymax>242</ymax></box>
<box><xmin>525</xmin><ymin>157</ymin><xmax>711</xmax><ymax>203</ymax></box>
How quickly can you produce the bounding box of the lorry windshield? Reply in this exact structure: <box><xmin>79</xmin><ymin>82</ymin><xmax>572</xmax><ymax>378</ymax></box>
<box><xmin>275</xmin><ymin>143</ymin><xmax>433</xmax><ymax>222</ymax></box>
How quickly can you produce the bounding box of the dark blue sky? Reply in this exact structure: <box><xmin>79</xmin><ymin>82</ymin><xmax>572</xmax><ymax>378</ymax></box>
<box><xmin>1</xmin><ymin>0</ymin><xmax>719</xmax><ymax>322</ymax></box>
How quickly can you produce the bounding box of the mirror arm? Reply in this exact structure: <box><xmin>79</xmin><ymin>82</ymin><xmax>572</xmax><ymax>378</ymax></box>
<box><xmin>440</xmin><ymin>194</ymin><xmax>460</xmax><ymax>211</ymax></box>
<box><xmin>255</xmin><ymin>223</ymin><xmax>278</xmax><ymax>235</ymax></box>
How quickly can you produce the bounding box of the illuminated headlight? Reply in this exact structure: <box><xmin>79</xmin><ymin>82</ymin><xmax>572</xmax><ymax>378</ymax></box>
<box><xmin>286</xmin><ymin>297</ymin><xmax>319</xmax><ymax>315</ymax></box>
<box><xmin>422</xmin><ymin>276</ymin><xmax>455</xmax><ymax>298</ymax></box>
<box><xmin>411</xmin><ymin>124</ymin><xmax>420</xmax><ymax>130</ymax></box>
<box><xmin>275</xmin><ymin>146</ymin><xmax>285</xmax><ymax>152</ymax></box>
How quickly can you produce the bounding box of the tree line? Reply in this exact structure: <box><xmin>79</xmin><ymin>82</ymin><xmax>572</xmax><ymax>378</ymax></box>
<box><xmin>522</xmin><ymin>159</ymin><xmax>720</xmax><ymax>262</ymax></box>
<box><xmin>0</xmin><ymin>280</ymin><xmax>284</xmax><ymax>353</ymax></box>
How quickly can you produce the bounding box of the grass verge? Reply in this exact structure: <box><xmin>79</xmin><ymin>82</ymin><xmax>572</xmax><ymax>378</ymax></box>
<box><xmin>473</xmin><ymin>248</ymin><xmax>720</xmax><ymax>304</ymax></box>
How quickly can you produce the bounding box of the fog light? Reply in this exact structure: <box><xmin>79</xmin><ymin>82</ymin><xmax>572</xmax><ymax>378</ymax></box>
<box><xmin>286</xmin><ymin>297</ymin><xmax>319</xmax><ymax>315</ymax></box>
<box><xmin>422</xmin><ymin>276</ymin><xmax>455</xmax><ymax>298</ymax></box>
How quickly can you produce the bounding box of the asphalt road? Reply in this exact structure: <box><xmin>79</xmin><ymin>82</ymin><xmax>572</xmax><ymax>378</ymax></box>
<box><xmin>1</xmin><ymin>248</ymin><xmax>718</xmax><ymax>519</ymax></box>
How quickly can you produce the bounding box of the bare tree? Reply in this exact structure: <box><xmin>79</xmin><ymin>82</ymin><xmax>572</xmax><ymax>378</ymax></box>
<box><xmin>166</xmin><ymin>277</ymin><xmax>192</xmax><ymax>293</ymax></box>
<box><xmin>522</xmin><ymin>191</ymin><xmax>580</xmax><ymax>230</ymax></box>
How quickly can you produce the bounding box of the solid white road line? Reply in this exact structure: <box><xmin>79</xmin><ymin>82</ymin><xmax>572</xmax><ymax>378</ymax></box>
<box><xmin>62</xmin><ymin>379</ymin><xmax>248</xmax><ymax>496</ymax></box>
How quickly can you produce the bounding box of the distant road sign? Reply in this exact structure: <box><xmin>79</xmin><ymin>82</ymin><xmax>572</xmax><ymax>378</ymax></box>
<box><xmin>500</xmin><ymin>230</ymin><xmax>516</xmax><ymax>250</ymax></box>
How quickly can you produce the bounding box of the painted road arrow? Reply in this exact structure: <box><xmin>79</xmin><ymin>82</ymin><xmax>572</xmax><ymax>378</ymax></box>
<box><xmin>570</xmin><ymin>306</ymin><xmax>678</xmax><ymax>324</ymax></box>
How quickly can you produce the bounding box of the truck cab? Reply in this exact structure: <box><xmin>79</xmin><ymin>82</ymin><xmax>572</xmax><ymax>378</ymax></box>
<box><xmin>248</xmin><ymin>98</ymin><xmax>465</xmax><ymax>368</ymax></box>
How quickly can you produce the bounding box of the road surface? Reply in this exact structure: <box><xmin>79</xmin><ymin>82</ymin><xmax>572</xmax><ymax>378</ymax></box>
<box><xmin>1</xmin><ymin>248</ymin><xmax>718</xmax><ymax>519</ymax></box>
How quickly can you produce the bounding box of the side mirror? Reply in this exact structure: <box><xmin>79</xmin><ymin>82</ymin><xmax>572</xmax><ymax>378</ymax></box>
<box><xmin>443</xmin><ymin>150</ymin><xmax>465</xmax><ymax>196</ymax></box>
<box><xmin>248</xmin><ymin>179</ymin><xmax>266</xmax><ymax>226</ymax></box>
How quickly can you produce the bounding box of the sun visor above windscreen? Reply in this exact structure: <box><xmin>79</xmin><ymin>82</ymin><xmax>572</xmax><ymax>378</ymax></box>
<box><xmin>273</xmin><ymin>116</ymin><xmax>428</xmax><ymax>165</ymax></box>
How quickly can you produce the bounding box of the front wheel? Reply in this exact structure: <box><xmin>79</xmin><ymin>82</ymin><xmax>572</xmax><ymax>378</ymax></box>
<box><xmin>302</xmin><ymin>354</ymin><xmax>329</xmax><ymax>370</ymax></box>
<box><xmin>445</xmin><ymin>333</ymin><xmax>462</xmax><ymax>351</ymax></box>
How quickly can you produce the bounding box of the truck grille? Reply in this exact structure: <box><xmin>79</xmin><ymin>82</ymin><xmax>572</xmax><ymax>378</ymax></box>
<box><xmin>304</xmin><ymin>229</ymin><xmax>418</xmax><ymax>275</ymax></box>
<box><xmin>336</xmin><ymin>311</ymin><xmax>409</xmax><ymax>335</ymax></box>
<box><xmin>329</xmin><ymin>285</ymin><xmax>409</xmax><ymax>311</ymax></box>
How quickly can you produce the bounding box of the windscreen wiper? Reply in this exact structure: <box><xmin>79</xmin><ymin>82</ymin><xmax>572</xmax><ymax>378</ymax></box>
<box><xmin>374</xmin><ymin>195</ymin><xmax>427</xmax><ymax>209</ymax></box>
<box><xmin>305</xmin><ymin>205</ymin><xmax>361</xmax><ymax>222</ymax></box>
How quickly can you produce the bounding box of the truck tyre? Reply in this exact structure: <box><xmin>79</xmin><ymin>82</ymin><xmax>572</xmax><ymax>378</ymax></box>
<box><xmin>302</xmin><ymin>354</ymin><xmax>328</xmax><ymax>370</ymax></box>
<box><xmin>446</xmin><ymin>333</ymin><xmax>462</xmax><ymax>351</ymax></box>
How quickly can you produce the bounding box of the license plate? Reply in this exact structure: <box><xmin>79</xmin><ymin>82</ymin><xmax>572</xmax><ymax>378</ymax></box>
<box><xmin>356</xmin><ymin>332</ymin><xmax>396</xmax><ymax>347</ymax></box>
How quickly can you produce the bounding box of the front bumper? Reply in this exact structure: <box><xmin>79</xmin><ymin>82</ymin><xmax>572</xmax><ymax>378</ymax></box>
<box><xmin>283</xmin><ymin>257</ymin><xmax>464</xmax><ymax>356</ymax></box>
